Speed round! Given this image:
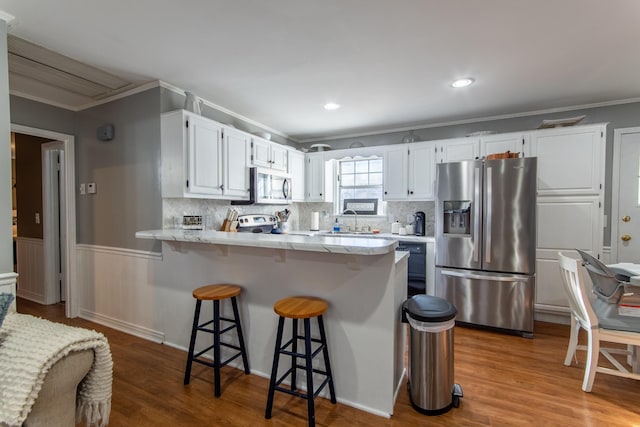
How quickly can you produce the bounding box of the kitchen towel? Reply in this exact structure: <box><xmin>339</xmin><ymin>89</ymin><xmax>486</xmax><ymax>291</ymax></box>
<box><xmin>311</xmin><ymin>212</ymin><xmax>320</xmax><ymax>231</ymax></box>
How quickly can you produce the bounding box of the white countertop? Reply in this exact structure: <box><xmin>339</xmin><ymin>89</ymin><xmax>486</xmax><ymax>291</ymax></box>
<box><xmin>136</xmin><ymin>229</ymin><xmax>398</xmax><ymax>255</ymax></box>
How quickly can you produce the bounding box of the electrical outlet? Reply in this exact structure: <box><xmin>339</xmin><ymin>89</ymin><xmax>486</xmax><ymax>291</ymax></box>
<box><xmin>80</xmin><ymin>183</ymin><xmax>86</xmax><ymax>195</ymax></box>
<box><xmin>87</xmin><ymin>182</ymin><xmax>96</xmax><ymax>194</ymax></box>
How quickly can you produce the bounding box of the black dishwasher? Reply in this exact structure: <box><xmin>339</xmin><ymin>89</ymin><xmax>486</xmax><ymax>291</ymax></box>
<box><xmin>396</xmin><ymin>241</ymin><xmax>426</xmax><ymax>296</ymax></box>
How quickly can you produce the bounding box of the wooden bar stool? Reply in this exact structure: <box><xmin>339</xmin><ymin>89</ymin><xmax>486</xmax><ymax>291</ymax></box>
<box><xmin>184</xmin><ymin>284</ymin><xmax>250</xmax><ymax>397</ymax></box>
<box><xmin>265</xmin><ymin>296</ymin><xmax>336</xmax><ymax>427</ymax></box>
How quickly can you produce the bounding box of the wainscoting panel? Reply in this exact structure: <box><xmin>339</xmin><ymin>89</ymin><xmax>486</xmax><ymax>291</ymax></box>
<box><xmin>75</xmin><ymin>244</ymin><xmax>164</xmax><ymax>343</ymax></box>
<box><xmin>16</xmin><ymin>237</ymin><xmax>45</xmax><ymax>304</ymax></box>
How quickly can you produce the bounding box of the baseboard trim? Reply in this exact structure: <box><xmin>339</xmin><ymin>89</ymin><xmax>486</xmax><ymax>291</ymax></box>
<box><xmin>535</xmin><ymin>304</ymin><xmax>571</xmax><ymax>325</ymax></box>
<box><xmin>16</xmin><ymin>289</ymin><xmax>45</xmax><ymax>305</ymax></box>
<box><xmin>76</xmin><ymin>244</ymin><xmax>162</xmax><ymax>260</ymax></box>
<box><xmin>79</xmin><ymin>309</ymin><xmax>165</xmax><ymax>344</ymax></box>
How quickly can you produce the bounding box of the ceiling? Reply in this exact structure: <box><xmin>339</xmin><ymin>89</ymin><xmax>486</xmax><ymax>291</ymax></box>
<box><xmin>1</xmin><ymin>0</ymin><xmax>639</xmax><ymax>142</ymax></box>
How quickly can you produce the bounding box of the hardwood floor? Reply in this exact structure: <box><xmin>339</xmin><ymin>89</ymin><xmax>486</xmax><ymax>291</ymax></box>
<box><xmin>16</xmin><ymin>298</ymin><xmax>640</xmax><ymax>426</ymax></box>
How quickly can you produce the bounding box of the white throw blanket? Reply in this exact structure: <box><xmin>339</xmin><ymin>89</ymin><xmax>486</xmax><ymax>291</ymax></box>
<box><xmin>0</xmin><ymin>312</ymin><xmax>113</xmax><ymax>427</ymax></box>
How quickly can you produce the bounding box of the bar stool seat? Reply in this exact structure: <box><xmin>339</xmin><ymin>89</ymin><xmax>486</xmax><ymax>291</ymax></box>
<box><xmin>265</xmin><ymin>296</ymin><xmax>336</xmax><ymax>427</ymax></box>
<box><xmin>184</xmin><ymin>284</ymin><xmax>250</xmax><ymax>397</ymax></box>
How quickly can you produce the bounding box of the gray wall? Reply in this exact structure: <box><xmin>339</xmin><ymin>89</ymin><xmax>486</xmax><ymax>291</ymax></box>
<box><xmin>309</xmin><ymin>102</ymin><xmax>640</xmax><ymax>246</ymax></box>
<box><xmin>160</xmin><ymin>87</ymin><xmax>297</xmax><ymax>147</ymax></box>
<box><xmin>75</xmin><ymin>88</ymin><xmax>162</xmax><ymax>251</ymax></box>
<box><xmin>9</xmin><ymin>95</ymin><xmax>75</xmax><ymax>134</ymax></box>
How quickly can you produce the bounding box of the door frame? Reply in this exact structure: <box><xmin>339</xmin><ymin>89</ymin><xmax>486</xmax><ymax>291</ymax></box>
<box><xmin>12</xmin><ymin>124</ymin><xmax>77</xmax><ymax>317</ymax></box>
<box><xmin>611</xmin><ymin>126</ymin><xmax>640</xmax><ymax>262</ymax></box>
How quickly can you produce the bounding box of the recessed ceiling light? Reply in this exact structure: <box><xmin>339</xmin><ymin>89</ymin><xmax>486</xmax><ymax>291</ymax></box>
<box><xmin>451</xmin><ymin>78</ymin><xmax>475</xmax><ymax>88</ymax></box>
<box><xmin>324</xmin><ymin>102</ymin><xmax>341</xmax><ymax>110</ymax></box>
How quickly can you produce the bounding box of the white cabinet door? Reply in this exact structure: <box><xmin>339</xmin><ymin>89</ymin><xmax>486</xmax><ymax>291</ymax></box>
<box><xmin>250</xmin><ymin>137</ymin><xmax>288</xmax><ymax>171</ymax></box>
<box><xmin>270</xmin><ymin>144</ymin><xmax>289</xmax><ymax>171</ymax></box>
<box><xmin>306</xmin><ymin>153</ymin><xmax>327</xmax><ymax>201</ymax></box>
<box><xmin>288</xmin><ymin>150</ymin><xmax>306</xmax><ymax>202</ymax></box>
<box><xmin>437</xmin><ymin>137</ymin><xmax>480</xmax><ymax>163</ymax></box>
<box><xmin>383</xmin><ymin>144</ymin><xmax>408</xmax><ymax>200</ymax></box>
<box><xmin>187</xmin><ymin>115</ymin><xmax>224</xmax><ymax>196</ymax></box>
<box><xmin>251</xmin><ymin>137</ymin><xmax>272</xmax><ymax>168</ymax></box>
<box><xmin>223</xmin><ymin>127</ymin><xmax>250</xmax><ymax>199</ymax></box>
<box><xmin>480</xmin><ymin>133</ymin><xmax>529</xmax><ymax>157</ymax></box>
<box><xmin>535</xmin><ymin>196</ymin><xmax>602</xmax><ymax>309</ymax></box>
<box><xmin>530</xmin><ymin>125</ymin><xmax>605</xmax><ymax>196</ymax></box>
<box><xmin>408</xmin><ymin>141</ymin><xmax>436</xmax><ymax>200</ymax></box>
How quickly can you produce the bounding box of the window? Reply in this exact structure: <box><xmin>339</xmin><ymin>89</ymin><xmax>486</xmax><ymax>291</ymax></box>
<box><xmin>337</xmin><ymin>157</ymin><xmax>384</xmax><ymax>215</ymax></box>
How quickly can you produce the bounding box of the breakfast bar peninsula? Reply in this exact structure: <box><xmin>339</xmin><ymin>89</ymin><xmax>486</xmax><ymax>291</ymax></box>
<box><xmin>135</xmin><ymin>229</ymin><xmax>408</xmax><ymax>417</ymax></box>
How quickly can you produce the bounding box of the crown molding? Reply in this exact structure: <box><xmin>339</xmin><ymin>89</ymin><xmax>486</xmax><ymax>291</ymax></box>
<box><xmin>299</xmin><ymin>96</ymin><xmax>640</xmax><ymax>143</ymax></box>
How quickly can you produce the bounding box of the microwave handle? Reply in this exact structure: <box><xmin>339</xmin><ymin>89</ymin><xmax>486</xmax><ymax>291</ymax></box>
<box><xmin>282</xmin><ymin>178</ymin><xmax>290</xmax><ymax>199</ymax></box>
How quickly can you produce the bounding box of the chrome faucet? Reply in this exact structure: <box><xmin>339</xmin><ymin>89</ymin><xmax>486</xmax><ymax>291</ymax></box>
<box><xmin>342</xmin><ymin>209</ymin><xmax>358</xmax><ymax>232</ymax></box>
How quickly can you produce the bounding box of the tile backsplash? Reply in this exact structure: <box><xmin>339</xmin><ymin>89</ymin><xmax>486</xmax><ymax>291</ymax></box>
<box><xmin>164</xmin><ymin>198</ymin><xmax>435</xmax><ymax>235</ymax></box>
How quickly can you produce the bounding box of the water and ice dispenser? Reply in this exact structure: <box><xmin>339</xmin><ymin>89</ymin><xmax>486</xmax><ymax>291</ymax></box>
<box><xmin>442</xmin><ymin>201</ymin><xmax>471</xmax><ymax>235</ymax></box>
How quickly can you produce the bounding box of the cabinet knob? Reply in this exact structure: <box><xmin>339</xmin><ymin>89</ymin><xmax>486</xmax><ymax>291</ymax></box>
<box><xmin>319</xmin><ymin>193</ymin><xmax>323</xmax><ymax>196</ymax></box>
<box><xmin>410</xmin><ymin>190</ymin><xmax>414</xmax><ymax>195</ymax></box>
<box><xmin>384</xmin><ymin>191</ymin><xmax>388</xmax><ymax>195</ymax></box>
<box><xmin>622</xmin><ymin>215</ymin><xmax>631</xmax><ymax>222</ymax></box>
<box><xmin>621</xmin><ymin>234</ymin><xmax>632</xmax><ymax>242</ymax></box>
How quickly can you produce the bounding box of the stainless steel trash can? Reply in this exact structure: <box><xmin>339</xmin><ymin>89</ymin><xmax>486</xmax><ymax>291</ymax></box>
<box><xmin>402</xmin><ymin>294</ymin><xmax>462</xmax><ymax>414</ymax></box>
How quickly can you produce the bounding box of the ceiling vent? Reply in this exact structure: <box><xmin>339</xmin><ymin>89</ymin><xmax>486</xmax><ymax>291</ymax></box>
<box><xmin>7</xmin><ymin>35</ymin><xmax>136</xmax><ymax>108</ymax></box>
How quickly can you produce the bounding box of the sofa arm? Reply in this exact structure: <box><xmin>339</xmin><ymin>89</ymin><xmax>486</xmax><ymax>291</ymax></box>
<box><xmin>24</xmin><ymin>349</ymin><xmax>94</xmax><ymax>427</ymax></box>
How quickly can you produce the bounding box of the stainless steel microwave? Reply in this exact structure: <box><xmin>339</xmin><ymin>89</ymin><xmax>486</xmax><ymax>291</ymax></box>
<box><xmin>232</xmin><ymin>167</ymin><xmax>292</xmax><ymax>205</ymax></box>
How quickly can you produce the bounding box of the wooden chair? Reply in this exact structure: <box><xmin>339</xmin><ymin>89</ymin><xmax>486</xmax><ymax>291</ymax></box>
<box><xmin>557</xmin><ymin>252</ymin><xmax>640</xmax><ymax>391</ymax></box>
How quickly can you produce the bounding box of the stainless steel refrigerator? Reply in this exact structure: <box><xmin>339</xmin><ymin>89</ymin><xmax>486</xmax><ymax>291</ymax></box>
<box><xmin>435</xmin><ymin>157</ymin><xmax>537</xmax><ymax>337</ymax></box>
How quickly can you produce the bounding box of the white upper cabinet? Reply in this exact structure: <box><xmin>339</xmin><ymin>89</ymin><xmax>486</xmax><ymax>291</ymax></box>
<box><xmin>383</xmin><ymin>141</ymin><xmax>436</xmax><ymax>201</ymax></box>
<box><xmin>305</xmin><ymin>152</ymin><xmax>333</xmax><ymax>202</ymax></box>
<box><xmin>222</xmin><ymin>127</ymin><xmax>250</xmax><ymax>199</ymax></box>
<box><xmin>530</xmin><ymin>124</ymin><xmax>605</xmax><ymax>196</ymax></box>
<box><xmin>383</xmin><ymin>144</ymin><xmax>408</xmax><ymax>200</ymax></box>
<box><xmin>408</xmin><ymin>141</ymin><xmax>437</xmax><ymax>200</ymax></box>
<box><xmin>480</xmin><ymin>133</ymin><xmax>529</xmax><ymax>158</ymax></box>
<box><xmin>250</xmin><ymin>137</ymin><xmax>288</xmax><ymax>171</ymax></box>
<box><xmin>436</xmin><ymin>137</ymin><xmax>480</xmax><ymax>163</ymax></box>
<box><xmin>288</xmin><ymin>149</ymin><xmax>306</xmax><ymax>202</ymax></box>
<box><xmin>161</xmin><ymin>110</ymin><xmax>249</xmax><ymax>200</ymax></box>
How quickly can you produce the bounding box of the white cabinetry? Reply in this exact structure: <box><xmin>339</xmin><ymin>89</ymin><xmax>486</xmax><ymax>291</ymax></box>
<box><xmin>530</xmin><ymin>125</ymin><xmax>605</xmax><ymax>196</ymax></box>
<box><xmin>222</xmin><ymin>128</ymin><xmax>251</xmax><ymax>198</ymax></box>
<box><xmin>383</xmin><ymin>144</ymin><xmax>408</xmax><ymax>200</ymax></box>
<box><xmin>531</xmin><ymin>124</ymin><xmax>606</xmax><ymax>320</ymax></box>
<box><xmin>436</xmin><ymin>137</ymin><xmax>480</xmax><ymax>163</ymax></box>
<box><xmin>161</xmin><ymin>110</ymin><xmax>249</xmax><ymax>201</ymax></box>
<box><xmin>383</xmin><ymin>141</ymin><xmax>436</xmax><ymax>201</ymax></box>
<box><xmin>306</xmin><ymin>153</ymin><xmax>333</xmax><ymax>202</ymax></box>
<box><xmin>480</xmin><ymin>133</ymin><xmax>529</xmax><ymax>157</ymax></box>
<box><xmin>250</xmin><ymin>137</ymin><xmax>288</xmax><ymax>171</ymax></box>
<box><xmin>288</xmin><ymin>149</ymin><xmax>306</xmax><ymax>202</ymax></box>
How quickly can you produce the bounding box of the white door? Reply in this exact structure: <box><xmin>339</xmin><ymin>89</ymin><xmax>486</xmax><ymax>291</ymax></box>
<box><xmin>613</xmin><ymin>128</ymin><xmax>640</xmax><ymax>262</ymax></box>
<box><xmin>223</xmin><ymin>128</ymin><xmax>249</xmax><ymax>199</ymax></box>
<box><xmin>188</xmin><ymin>116</ymin><xmax>223</xmax><ymax>195</ymax></box>
<box><xmin>383</xmin><ymin>145</ymin><xmax>408</xmax><ymax>200</ymax></box>
<box><xmin>408</xmin><ymin>141</ymin><xmax>436</xmax><ymax>200</ymax></box>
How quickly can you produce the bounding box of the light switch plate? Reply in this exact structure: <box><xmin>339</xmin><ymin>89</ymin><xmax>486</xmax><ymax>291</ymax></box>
<box><xmin>87</xmin><ymin>182</ymin><xmax>96</xmax><ymax>194</ymax></box>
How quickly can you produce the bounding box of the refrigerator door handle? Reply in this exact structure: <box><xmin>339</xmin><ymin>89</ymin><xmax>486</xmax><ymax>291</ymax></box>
<box><xmin>485</xmin><ymin>166</ymin><xmax>492</xmax><ymax>263</ymax></box>
<box><xmin>473</xmin><ymin>167</ymin><xmax>480</xmax><ymax>262</ymax></box>
<box><xmin>440</xmin><ymin>269</ymin><xmax>530</xmax><ymax>282</ymax></box>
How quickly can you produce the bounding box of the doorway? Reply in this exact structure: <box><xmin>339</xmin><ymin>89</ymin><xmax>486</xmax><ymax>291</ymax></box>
<box><xmin>11</xmin><ymin>124</ymin><xmax>77</xmax><ymax>318</ymax></box>
<box><xmin>612</xmin><ymin>127</ymin><xmax>640</xmax><ymax>263</ymax></box>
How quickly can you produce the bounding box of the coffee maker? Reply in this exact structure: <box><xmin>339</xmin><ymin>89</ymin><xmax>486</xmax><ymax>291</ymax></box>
<box><xmin>414</xmin><ymin>211</ymin><xmax>426</xmax><ymax>236</ymax></box>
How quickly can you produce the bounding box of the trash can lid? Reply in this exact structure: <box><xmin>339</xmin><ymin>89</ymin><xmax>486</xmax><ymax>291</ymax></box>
<box><xmin>403</xmin><ymin>294</ymin><xmax>457</xmax><ymax>323</ymax></box>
